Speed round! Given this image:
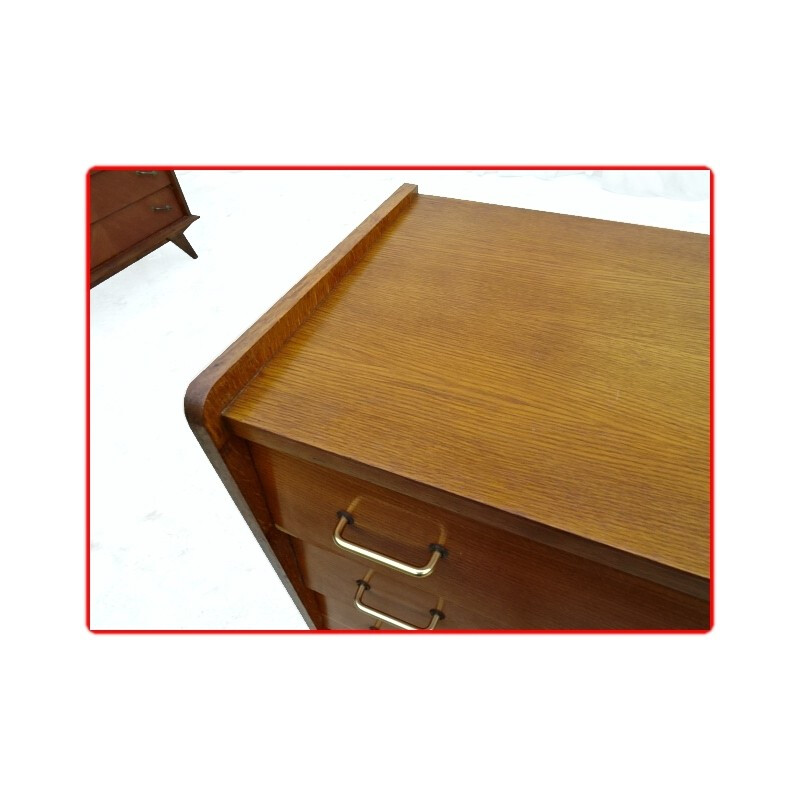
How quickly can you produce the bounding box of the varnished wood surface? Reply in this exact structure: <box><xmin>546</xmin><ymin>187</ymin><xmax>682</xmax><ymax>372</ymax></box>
<box><xmin>90</xmin><ymin>215</ymin><xmax>199</xmax><ymax>288</ymax></box>
<box><xmin>91</xmin><ymin>186</ymin><xmax>183</xmax><ymax>267</ymax></box>
<box><xmin>294</xmin><ymin>540</ymin><xmax>511</xmax><ymax>630</ymax></box>
<box><xmin>224</xmin><ymin>192</ymin><xmax>710</xmax><ymax>578</ymax></box>
<box><xmin>90</xmin><ymin>169</ymin><xmax>171</xmax><ymax>222</ymax></box>
<box><xmin>257</xmin><ymin>446</ymin><xmax>709</xmax><ymax>629</ymax></box>
<box><xmin>89</xmin><ymin>169</ymin><xmax>199</xmax><ymax>287</ymax></box>
<box><xmin>185</xmin><ymin>183</ymin><xmax>418</xmax><ymax>449</ymax></box>
<box><xmin>319</xmin><ymin>595</ymin><xmax>432</xmax><ymax>631</ymax></box>
<box><xmin>169</xmin><ymin>231</ymin><xmax>198</xmax><ymax>259</ymax></box>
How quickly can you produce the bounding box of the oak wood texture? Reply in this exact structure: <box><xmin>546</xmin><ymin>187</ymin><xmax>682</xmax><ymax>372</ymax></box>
<box><xmin>185</xmin><ymin>183</ymin><xmax>418</xmax><ymax>450</ymax></box>
<box><xmin>224</xmin><ymin>193</ymin><xmax>710</xmax><ymax>580</ymax></box>
<box><xmin>314</xmin><ymin>594</ymin><xmax>375</xmax><ymax>630</ymax></box>
<box><xmin>186</xmin><ymin>182</ymin><xmax>710</xmax><ymax>630</ymax></box>
<box><xmin>89</xmin><ymin>169</ymin><xmax>199</xmax><ymax>287</ymax></box>
<box><xmin>258</xmin><ymin>446</ymin><xmax>708</xmax><ymax>630</ymax></box>
<box><xmin>294</xmin><ymin>540</ymin><xmax>507</xmax><ymax>630</ymax></box>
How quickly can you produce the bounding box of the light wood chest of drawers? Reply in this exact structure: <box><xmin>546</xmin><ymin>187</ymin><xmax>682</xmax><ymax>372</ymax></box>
<box><xmin>89</xmin><ymin>169</ymin><xmax>199</xmax><ymax>287</ymax></box>
<box><xmin>186</xmin><ymin>183</ymin><xmax>710</xmax><ymax>631</ymax></box>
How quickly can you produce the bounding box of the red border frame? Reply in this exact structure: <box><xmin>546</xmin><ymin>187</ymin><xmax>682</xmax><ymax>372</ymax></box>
<box><xmin>86</xmin><ymin>165</ymin><xmax>714</xmax><ymax>635</ymax></box>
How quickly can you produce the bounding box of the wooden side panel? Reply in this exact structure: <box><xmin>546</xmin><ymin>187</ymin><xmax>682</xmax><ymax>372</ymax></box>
<box><xmin>192</xmin><ymin>434</ymin><xmax>323</xmax><ymax>629</ymax></box>
<box><xmin>167</xmin><ymin>169</ymin><xmax>195</xmax><ymax>215</ymax></box>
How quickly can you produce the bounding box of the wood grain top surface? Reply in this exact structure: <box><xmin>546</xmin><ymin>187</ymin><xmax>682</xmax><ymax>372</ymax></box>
<box><xmin>223</xmin><ymin>192</ymin><xmax>710</xmax><ymax>577</ymax></box>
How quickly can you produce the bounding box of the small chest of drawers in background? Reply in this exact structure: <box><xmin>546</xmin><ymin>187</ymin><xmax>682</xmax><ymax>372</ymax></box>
<box><xmin>89</xmin><ymin>169</ymin><xmax>199</xmax><ymax>287</ymax></box>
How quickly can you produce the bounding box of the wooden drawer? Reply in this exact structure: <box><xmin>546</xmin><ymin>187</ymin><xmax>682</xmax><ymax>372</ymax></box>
<box><xmin>90</xmin><ymin>169</ymin><xmax>172</xmax><ymax>222</ymax></box>
<box><xmin>293</xmin><ymin>538</ymin><xmax>511</xmax><ymax>630</ymax></box>
<box><xmin>317</xmin><ymin>593</ymin><xmax>442</xmax><ymax>631</ymax></box>
<box><xmin>316</xmin><ymin>594</ymin><xmax>379</xmax><ymax>630</ymax></box>
<box><xmin>252</xmin><ymin>445</ymin><xmax>709</xmax><ymax>630</ymax></box>
<box><xmin>90</xmin><ymin>186</ymin><xmax>184</xmax><ymax>267</ymax></box>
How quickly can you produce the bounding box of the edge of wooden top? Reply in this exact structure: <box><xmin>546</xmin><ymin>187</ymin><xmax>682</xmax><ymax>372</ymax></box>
<box><xmin>416</xmin><ymin>191</ymin><xmax>710</xmax><ymax>238</ymax></box>
<box><xmin>223</xmin><ymin>421</ymin><xmax>709</xmax><ymax>599</ymax></box>
<box><xmin>185</xmin><ymin>182</ymin><xmax>419</xmax><ymax>445</ymax></box>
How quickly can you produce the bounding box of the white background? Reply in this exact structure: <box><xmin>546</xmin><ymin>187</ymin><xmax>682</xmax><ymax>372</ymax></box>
<box><xmin>2</xmin><ymin>2</ymin><xmax>798</xmax><ymax>798</ymax></box>
<box><xmin>91</xmin><ymin>168</ymin><xmax>710</xmax><ymax>631</ymax></box>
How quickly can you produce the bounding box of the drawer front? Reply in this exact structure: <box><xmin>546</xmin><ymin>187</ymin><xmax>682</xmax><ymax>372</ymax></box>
<box><xmin>294</xmin><ymin>539</ymin><xmax>512</xmax><ymax>630</ymax></box>
<box><xmin>90</xmin><ymin>186</ymin><xmax>183</xmax><ymax>267</ymax></box>
<box><xmin>253</xmin><ymin>446</ymin><xmax>709</xmax><ymax>630</ymax></box>
<box><xmin>90</xmin><ymin>169</ymin><xmax>173</xmax><ymax>222</ymax></box>
<box><xmin>318</xmin><ymin>595</ymin><xmax>381</xmax><ymax>630</ymax></box>
<box><xmin>319</xmin><ymin>594</ymin><xmax>438</xmax><ymax>631</ymax></box>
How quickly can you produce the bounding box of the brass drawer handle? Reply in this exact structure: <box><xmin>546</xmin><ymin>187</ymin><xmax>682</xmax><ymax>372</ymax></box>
<box><xmin>334</xmin><ymin>510</ymin><xmax>447</xmax><ymax>578</ymax></box>
<box><xmin>136</xmin><ymin>170</ymin><xmax>159</xmax><ymax>175</ymax></box>
<box><xmin>152</xmin><ymin>204</ymin><xmax>173</xmax><ymax>211</ymax></box>
<box><xmin>355</xmin><ymin>579</ymin><xmax>444</xmax><ymax>631</ymax></box>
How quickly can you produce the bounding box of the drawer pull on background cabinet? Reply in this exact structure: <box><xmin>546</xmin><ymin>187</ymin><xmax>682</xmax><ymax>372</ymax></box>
<box><xmin>354</xmin><ymin>579</ymin><xmax>444</xmax><ymax>631</ymax></box>
<box><xmin>136</xmin><ymin>170</ymin><xmax>159</xmax><ymax>175</ymax></box>
<box><xmin>333</xmin><ymin>510</ymin><xmax>447</xmax><ymax>578</ymax></box>
<box><xmin>152</xmin><ymin>204</ymin><xmax>173</xmax><ymax>212</ymax></box>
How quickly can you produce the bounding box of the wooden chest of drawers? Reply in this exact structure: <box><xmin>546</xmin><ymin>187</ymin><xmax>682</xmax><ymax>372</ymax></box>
<box><xmin>186</xmin><ymin>183</ymin><xmax>710</xmax><ymax>631</ymax></box>
<box><xmin>89</xmin><ymin>169</ymin><xmax>199</xmax><ymax>287</ymax></box>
